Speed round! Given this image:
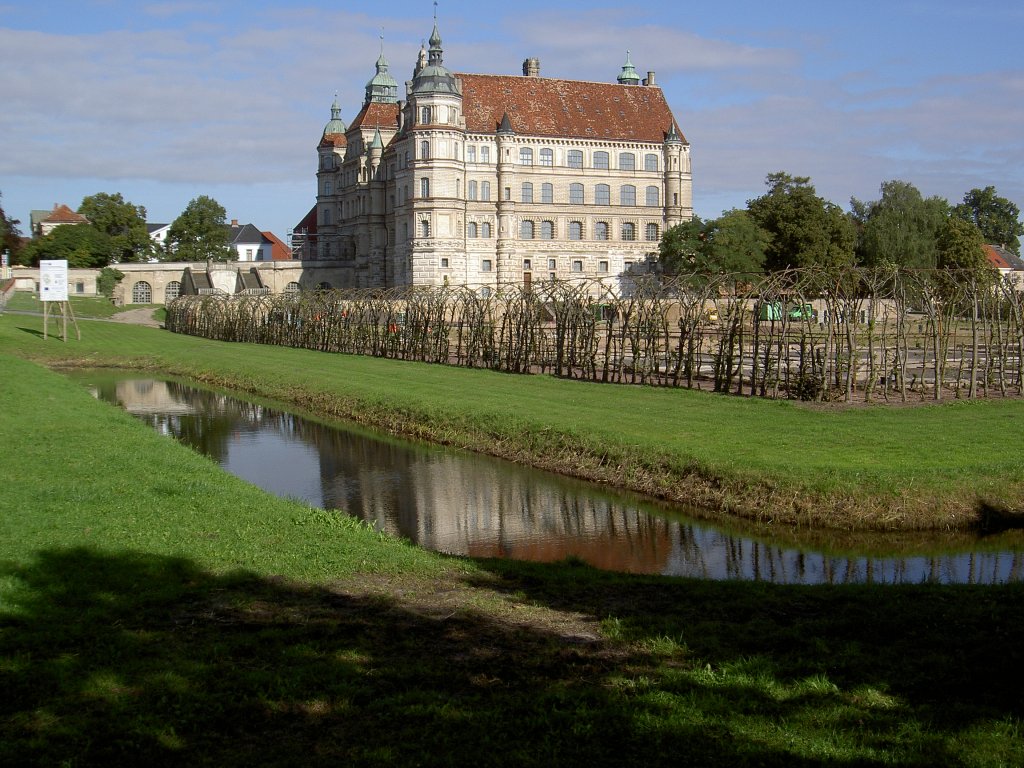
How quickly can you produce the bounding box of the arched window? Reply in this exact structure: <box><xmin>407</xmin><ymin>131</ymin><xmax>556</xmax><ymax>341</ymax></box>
<box><xmin>540</xmin><ymin>220</ymin><xmax>554</xmax><ymax>240</ymax></box>
<box><xmin>595</xmin><ymin>222</ymin><xmax>609</xmax><ymax>240</ymax></box>
<box><xmin>621</xmin><ymin>222</ymin><xmax>637</xmax><ymax>241</ymax></box>
<box><xmin>568</xmin><ymin>221</ymin><xmax>583</xmax><ymax>241</ymax></box>
<box><xmin>567</xmin><ymin>150</ymin><xmax>583</xmax><ymax>168</ymax></box>
<box><xmin>420</xmin><ymin>140</ymin><xmax>430</xmax><ymax>159</ymax></box>
<box><xmin>646</xmin><ymin>186</ymin><xmax>660</xmax><ymax>206</ymax></box>
<box><xmin>619</xmin><ymin>152</ymin><xmax>636</xmax><ymax>171</ymax></box>
<box><xmin>645</xmin><ymin>153</ymin><xmax>658</xmax><ymax>172</ymax></box>
<box><xmin>131</xmin><ymin>281</ymin><xmax>152</xmax><ymax>304</ymax></box>
<box><xmin>284</xmin><ymin>281</ymin><xmax>301</xmax><ymax>294</ymax></box>
<box><xmin>593</xmin><ymin>151</ymin><xmax>609</xmax><ymax>169</ymax></box>
<box><xmin>420</xmin><ymin>220</ymin><xmax>431</xmax><ymax>238</ymax></box>
<box><xmin>541</xmin><ymin>183</ymin><xmax>553</xmax><ymax>203</ymax></box>
<box><xmin>322</xmin><ymin>208</ymin><xmax>331</xmax><ymax>225</ymax></box>
<box><xmin>595</xmin><ymin>184</ymin><xmax>610</xmax><ymax>205</ymax></box>
<box><xmin>522</xmin><ymin>182</ymin><xmax>533</xmax><ymax>203</ymax></box>
<box><xmin>540</xmin><ymin>148</ymin><xmax>553</xmax><ymax>166</ymax></box>
<box><xmin>164</xmin><ymin>281</ymin><xmax>181</xmax><ymax>302</ymax></box>
<box><xmin>520</xmin><ymin>220</ymin><xmax>535</xmax><ymax>239</ymax></box>
<box><xmin>468</xmin><ymin>180</ymin><xmax>477</xmax><ymax>200</ymax></box>
<box><xmin>620</xmin><ymin>185</ymin><xmax>636</xmax><ymax>206</ymax></box>
<box><xmin>420</xmin><ymin>106</ymin><xmax>431</xmax><ymax>124</ymax></box>
<box><xmin>481</xmin><ymin>221</ymin><xmax>492</xmax><ymax>238</ymax></box>
<box><xmin>420</xmin><ymin>177</ymin><xmax>430</xmax><ymax>198</ymax></box>
<box><xmin>467</xmin><ymin>222</ymin><xmax>478</xmax><ymax>238</ymax></box>
<box><xmin>569</xmin><ymin>183</ymin><xmax>584</xmax><ymax>204</ymax></box>
<box><xmin>646</xmin><ymin>223</ymin><xmax>660</xmax><ymax>241</ymax></box>
<box><xmin>519</xmin><ymin>147</ymin><xmax>533</xmax><ymax>165</ymax></box>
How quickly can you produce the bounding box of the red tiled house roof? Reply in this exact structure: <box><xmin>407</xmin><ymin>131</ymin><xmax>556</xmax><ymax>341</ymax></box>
<box><xmin>458</xmin><ymin>74</ymin><xmax>685</xmax><ymax>143</ymax></box>
<box><xmin>44</xmin><ymin>204</ymin><xmax>89</xmax><ymax>225</ymax></box>
<box><xmin>261</xmin><ymin>231</ymin><xmax>293</xmax><ymax>261</ymax></box>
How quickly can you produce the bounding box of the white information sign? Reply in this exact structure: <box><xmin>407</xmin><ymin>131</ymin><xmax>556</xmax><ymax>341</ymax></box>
<box><xmin>40</xmin><ymin>259</ymin><xmax>69</xmax><ymax>302</ymax></box>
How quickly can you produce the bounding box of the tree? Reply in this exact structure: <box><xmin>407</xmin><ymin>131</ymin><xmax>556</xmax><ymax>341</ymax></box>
<box><xmin>167</xmin><ymin>195</ymin><xmax>233</xmax><ymax>262</ymax></box>
<box><xmin>746</xmin><ymin>172</ymin><xmax>855</xmax><ymax>271</ymax></box>
<box><xmin>97</xmin><ymin>266</ymin><xmax>125</xmax><ymax>298</ymax></box>
<box><xmin>700</xmin><ymin>210</ymin><xmax>768</xmax><ymax>275</ymax></box>
<box><xmin>78</xmin><ymin>192</ymin><xmax>155</xmax><ymax>263</ymax></box>
<box><xmin>952</xmin><ymin>186</ymin><xmax>1024</xmax><ymax>255</ymax></box>
<box><xmin>936</xmin><ymin>217</ymin><xmax>988</xmax><ymax>272</ymax></box>
<box><xmin>658</xmin><ymin>216</ymin><xmax>704</xmax><ymax>274</ymax></box>
<box><xmin>0</xmin><ymin>191</ymin><xmax>24</xmax><ymax>265</ymax></box>
<box><xmin>18</xmin><ymin>224</ymin><xmax>113</xmax><ymax>268</ymax></box>
<box><xmin>851</xmin><ymin>180</ymin><xmax>949</xmax><ymax>269</ymax></box>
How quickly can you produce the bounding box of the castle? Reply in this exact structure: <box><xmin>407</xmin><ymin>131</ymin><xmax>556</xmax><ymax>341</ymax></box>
<box><xmin>311</xmin><ymin>19</ymin><xmax>692</xmax><ymax>292</ymax></box>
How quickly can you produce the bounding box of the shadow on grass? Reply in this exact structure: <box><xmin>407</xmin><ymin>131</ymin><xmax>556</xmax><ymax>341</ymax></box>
<box><xmin>3</xmin><ymin>548</ymin><xmax>1022</xmax><ymax>766</ymax></box>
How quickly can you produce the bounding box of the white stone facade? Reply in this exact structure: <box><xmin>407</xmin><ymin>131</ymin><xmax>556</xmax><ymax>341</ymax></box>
<box><xmin>314</xmin><ymin>22</ymin><xmax>692</xmax><ymax>293</ymax></box>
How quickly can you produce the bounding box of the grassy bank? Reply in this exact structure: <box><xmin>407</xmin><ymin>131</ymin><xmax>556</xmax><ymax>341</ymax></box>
<box><xmin>2</xmin><ymin>312</ymin><xmax>1023</xmax><ymax>530</ymax></box>
<box><xmin>2</xmin><ymin>353</ymin><xmax>1023</xmax><ymax>766</ymax></box>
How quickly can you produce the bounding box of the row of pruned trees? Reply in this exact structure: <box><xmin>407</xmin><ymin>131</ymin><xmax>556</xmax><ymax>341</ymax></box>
<box><xmin>165</xmin><ymin>267</ymin><xmax>1024</xmax><ymax>402</ymax></box>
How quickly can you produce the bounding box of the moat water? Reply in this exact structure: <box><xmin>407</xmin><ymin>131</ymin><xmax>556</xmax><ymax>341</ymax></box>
<box><xmin>73</xmin><ymin>370</ymin><xmax>1024</xmax><ymax>585</ymax></box>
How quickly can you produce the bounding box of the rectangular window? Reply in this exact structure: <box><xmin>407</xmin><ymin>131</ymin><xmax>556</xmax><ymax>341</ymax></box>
<box><xmin>441</xmin><ymin>257</ymin><xmax>450</xmax><ymax>267</ymax></box>
<box><xmin>541</xmin><ymin>183</ymin><xmax>553</xmax><ymax>204</ymax></box>
<box><xmin>523</xmin><ymin>259</ymin><xmax>532</xmax><ymax>270</ymax></box>
<box><xmin>421</xmin><ymin>178</ymin><xmax>430</xmax><ymax>198</ymax></box>
<box><xmin>468</xmin><ymin>180</ymin><xmax>477</xmax><ymax>200</ymax></box>
<box><xmin>520</xmin><ymin>147</ymin><xmax>533</xmax><ymax>165</ymax></box>
<box><xmin>593</xmin><ymin>151</ymin><xmax>609</xmax><ymax>170</ymax></box>
<box><xmin>598</xmin><ymin>260</ymin><xmax>609</xmax><ymax>273</ymax></box>
<box><xmin>567</xmin><ymin>150</ymin><xmax>583</xmax><ymax>169</ymax></box>
<box><xmin>421</xmin><ymin>106</ymin><xmax>431</xmax><ymax>124</ymax></box>
<box><xmin>620</xmin><ymin>185</ymin><xmax>636</xmax><ymax>206</ymax></box>
<box><xmin>504</xmin><ymin>187</ymin><xmax>511</xmax><ymax>201</ymax></box>
<box><xmin>522</xmin><ymin>182</ymin><xmax>533</xmax><ymax>203</ymax></box>
<box><xmin>644</xmin><ymin>153</ymin><xmax>658</xmax><ymax>172</ymax></box>
<box><xmin>481</xmin><ymin>146</ymin><xmax>490</xmax><ymax>163</ymax></box>
<box><xmin>324</xmin><ymin>181</ymin><xmax>332</xmax><ymax>195</ymax></box>
<box><xmin>540</xmin><ymin>148</ymin><xmax>553</xmax><ymax>166</ymax></box>
<box><xmin>619</xmin><ymin>152</ymin><xmax>636</xmax><ymax>171</ymax></box>
<box><xmin>548</xmin><ymin>258</ymin><xmax>556</xmax><ymax>269</ymax></box>
<box><xmin>572</xmin><ymin>260</ymin><xmax>583</xmax><ymax>273</ymax></box>
<box><xmin>481</xmin><ymin>259</ymin><xmax>493</xmax><ymax>272</ymax></box>
<box><xmin>467</xmin><ymin>146</ymin><xmax>476</xmax><ymax>163</ymax></box>
<box><xmin>481</xmin><ymin>181</ymin><xmax>491</xmax><ymax>201</ymax></box>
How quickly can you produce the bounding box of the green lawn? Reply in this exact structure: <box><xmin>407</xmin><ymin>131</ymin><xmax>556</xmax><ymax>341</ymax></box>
<box><xmin>1</xmin><ymin>352</ymin><xmax>1022</xmax><ymax>766</ymax></box>
<box><xmin>2</xmin><ymin>311</ymin><xmax>1022</xmax><ymax>529</ymax></box>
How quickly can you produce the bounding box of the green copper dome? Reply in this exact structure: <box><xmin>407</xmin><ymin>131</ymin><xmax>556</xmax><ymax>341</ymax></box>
<box><xmin>617</xmin><ymin>50</ymin><xmax>640</xmax><ymax>85</ymax></box>
<box><xmin>322</xmin><ymin>95</ymin><xmax>347</xmax><ymax>136</ymax></box>
<box><xmin>411</xmin><ymin>20</ymin><xmax>460</xmax><ymax>96</ymax></box>
<box><xmin>365</xmin><ymin>52</ymin><xmax>399</xmax><ymax>104</ymax></box>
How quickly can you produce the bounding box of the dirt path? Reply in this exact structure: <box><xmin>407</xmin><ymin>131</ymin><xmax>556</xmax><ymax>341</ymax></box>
<box><xmin>111</xmin><ymin>307</ymin><xmax>162</xmax><ymax>328</ymax></box>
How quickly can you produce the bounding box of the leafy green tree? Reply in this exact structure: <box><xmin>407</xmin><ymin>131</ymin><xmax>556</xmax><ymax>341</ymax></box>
<box><xmin>167</xmin><ymin>195</ymin><xmax>233</xmax><ymax>262</ymax></box>
<box><xmin>936</xmin><ymin>216</ymin><xmax>988</xmax><ymax>271</ymax></box>
<box><xmin>851</xmin><ymin>180</ymin><xmax>949</xmax><ymax>269</ymax></box>
<box><xmin>1</xmin><ymin>191</ymin><xmax>24</xmax><ymax>265</ymax></box>
<box><xmin>18</xmin><ymin>224</ymin><xmax>113</xmax><ymax>268</ymax></box>
<box><xmin>747</xmin><ymin>172</ymin><xmax>855</xmax><ymax>270</ymax></box>
<box><xmin>952</xmin><ymin>186</ymin><xmax>1024</xmax><ymax>255</ymax></box>
<box><xmin>703</xmin><ymin>209</ymin><xmax>768</xmax><ymax>275</ymax></box>
<box><xmin>658</xmin><ymin>216</ymin><xmax>704</xmax><ymax>274</ymax></box>
<box><xmin>78</xmin><ymin>192</ymin><xmax>155</xmax><ymax>263</ymax></box>
<box><xmin>97</xmin><ymin>266</ymin><xmax>125</xmax><ymax>298</ymax></box>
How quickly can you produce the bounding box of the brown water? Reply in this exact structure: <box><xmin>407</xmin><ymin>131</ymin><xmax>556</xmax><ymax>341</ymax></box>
<box><xmin>74</xmin><ymin>371</ymin><xmax>1024</xmax><ymax>584</ymax></box>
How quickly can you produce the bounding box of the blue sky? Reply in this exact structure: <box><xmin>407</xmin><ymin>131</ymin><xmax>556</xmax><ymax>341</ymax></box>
<box><xmin>2</xmin><ymin>0</ymin><xmax>1022</xmax><ymax>243</ymax></box>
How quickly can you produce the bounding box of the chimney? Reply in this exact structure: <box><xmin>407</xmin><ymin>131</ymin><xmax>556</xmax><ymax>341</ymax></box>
<box><xmin>643</xmin><ymin>71</ymin><xmax>656</xmax><ymax>86</ymax></box>
<box><xmin>231</xmin><ymin>219</ymin><xmax>239</xmax><ymax>227</ymax></box>
<box><xmin>522</xmin><ymin>57</ymin><xmax>540</xmax><ymax>77</ymax></box>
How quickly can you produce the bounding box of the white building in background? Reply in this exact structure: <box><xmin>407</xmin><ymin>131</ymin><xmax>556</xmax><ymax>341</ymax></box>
<box><xmin>313</xmin><ymin>18</ymin><xmax>692</xmax><ymax>291</ymax></box>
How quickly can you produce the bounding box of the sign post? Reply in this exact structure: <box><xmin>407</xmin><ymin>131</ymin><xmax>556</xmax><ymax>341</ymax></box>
<box><xmin>40</xmin><ymin>259</ymin><xmax>80</xmax><ymax>341</ymax></box>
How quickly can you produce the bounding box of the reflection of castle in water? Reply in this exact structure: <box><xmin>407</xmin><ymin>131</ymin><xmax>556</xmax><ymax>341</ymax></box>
<box><xmin>97</xmin><ymin>377</ymin><xmax>1024</xmax><ymax>584</ymax></box>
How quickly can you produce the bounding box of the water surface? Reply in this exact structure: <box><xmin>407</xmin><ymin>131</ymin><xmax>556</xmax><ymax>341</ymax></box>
<box><xmin>75</xmin><ymin>371</ymin><xmax>1024</xmax><ymax>585</ymax></box>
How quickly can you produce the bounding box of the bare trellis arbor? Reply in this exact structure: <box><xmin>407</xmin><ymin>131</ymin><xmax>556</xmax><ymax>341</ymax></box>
<box><xmin>165</xmin><ymin>267</ymin><xmax>1024</xmax><ymax>403</ymax></box>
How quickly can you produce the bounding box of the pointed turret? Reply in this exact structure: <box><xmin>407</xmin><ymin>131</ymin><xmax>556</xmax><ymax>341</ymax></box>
<box><xmin>617</xmin><ymin>50</ymin><xmax>640</xmax><ymax>85</ymax></box>
<box><xmin>411</xmin><ymin>17</ymin><xmax>460</xmax><ymax>95</ymax></box>
<box><xmin>497</xmin><ymin>111</ymin><xmax>514</xmax><ymax>135</ymax></box>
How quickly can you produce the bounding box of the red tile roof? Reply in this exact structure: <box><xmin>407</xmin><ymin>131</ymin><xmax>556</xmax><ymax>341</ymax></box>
<box><xmin>458</xmin><ymin>74</ymin><xmax>685</xmax><ymax>144</ymax></box>
<box><xmin>349</xmin><ymin>101</ymin><xmax>401</xmax><ymax>131</ymax></box>
<box><xmin>44</xmin><ymin>204</ymin><xmax>89</xmax><ymax>224</ymax></box>
<box><xmin>319</xmin><ymin>133</ymin><xmax>347</xmax><ymax>148</ymax></box>
<box><xmin>261</xmin><ymin>231</ymin><xmax>293</xmax><ymax>261</ymax></box>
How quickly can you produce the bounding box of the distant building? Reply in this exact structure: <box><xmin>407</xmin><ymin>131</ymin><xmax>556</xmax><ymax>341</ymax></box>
<box><xmin>30</xmin><ymin>204</ymin><xmax>89</xmax><ymax>237</ymax></box>
<box><xmin>984</xmin><ymin>244</ymin><xmax>1024</xmax><ymax>287</ymax></box>
<box><xmin>311</xmin><ymin>18</ymin><xmax>692</xmax><ymax>291</ymax></box>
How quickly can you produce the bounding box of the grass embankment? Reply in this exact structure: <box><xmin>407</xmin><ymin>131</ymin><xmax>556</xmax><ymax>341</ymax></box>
<box><xmin>2</xmin><ymin>353</ymin><xmax>1023</xmax><ymax>766</ymax></box>
<box><xmin>1</xmin><ymin>291</ymin><xmax>164</xmax><ymax>320</ymax></box>
<box><xmin>3</xmin><ymin>312</ymin><xmax>1023</xmax><ymax>530</ymax></box>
